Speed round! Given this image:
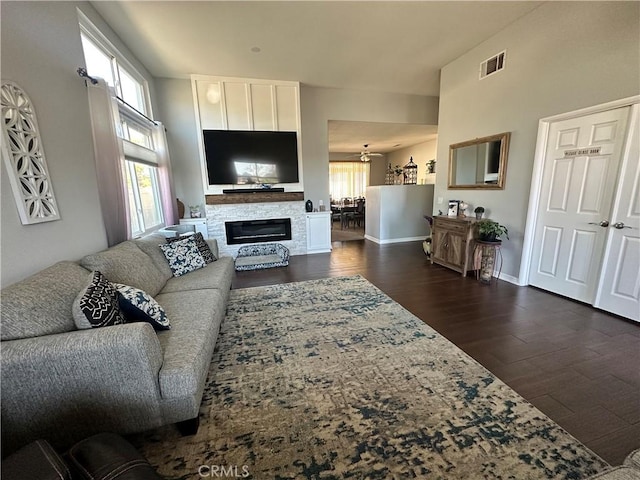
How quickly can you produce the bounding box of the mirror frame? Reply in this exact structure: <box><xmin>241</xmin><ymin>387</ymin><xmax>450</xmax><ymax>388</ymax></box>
<box><xmin>448</xmin><ymin>132</ymin><xmax>511</xmax><ymax>190</ymax></box>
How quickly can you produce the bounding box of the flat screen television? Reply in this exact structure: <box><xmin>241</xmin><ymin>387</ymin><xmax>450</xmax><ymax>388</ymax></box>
<box><xmin>202</xmin><ymin>130</ymin><xmax>299</xmax><ymax>186</ymax></box>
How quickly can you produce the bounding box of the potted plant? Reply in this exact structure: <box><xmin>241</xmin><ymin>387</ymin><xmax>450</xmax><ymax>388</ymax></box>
<box><xmin>474</xmin><ymin>206</ymin><xmax>485</xmax><ymax>220</ymax></box>
<box><xmin>393</xmin><ymin>165</ymin><xmax>404</xmax><ymax>184</ymax></box>
<box><xmin>475</xmin><ymin>219</ymin><xmax>509</xmax><ymax>242</ymax></box>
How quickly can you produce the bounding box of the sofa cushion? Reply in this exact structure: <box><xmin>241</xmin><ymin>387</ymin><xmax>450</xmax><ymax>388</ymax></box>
<box><xmin>167</xmin><ymin>232</ymin><xmax>216</xmax><ymax>263</ymax></box>
<box><xmin>133</xmin><ymin>234</ymin><xmax>174</xmax><ymax>281</ymax></box>
<box><xmin>1</xmin><ymin>261</ymin><xmax>89</xmax><ymax>341</ymax></box>
<box><xmin>161</xmin><ymin>256</ymin><xmax>234</xmax><ymax>294</ymax></box>
<box><xmin>154</xmin><ymin>289</ymin><xmax>225</xmax><ymax>399</ymax></box>
<box><xmin>80</xmin><ymin>241</ymin><xmax>166</xmax><ymax>297</ymax></box>
<box><xmin>115</xmin><ymin>283</ymin><xmax>170</xmax><ymax>331</ymax></box>
<box><xmin>160</xmin><ymin>236</ymin><xmax>206</xmax><ymax>277</ymax></box>
<box><xmin>72</xmin><ymin>271</ymin><xmax>126</xmax><ymax>329</ymax></box>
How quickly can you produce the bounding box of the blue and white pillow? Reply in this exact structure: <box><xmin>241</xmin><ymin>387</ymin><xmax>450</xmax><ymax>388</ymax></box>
<box><xmin>73</xmin><ymin>271</ymin><xmax>126</xmax><ymax>329</ymax></box>
<box><xmin>166</xmin><ymin>232</ymin><xmax>216</xmax><ymax>263</ymax></box>
<box><xmin>114</xmin><ymin>283</ymin><xmax>170</xmax><ymax>330</ymax></box>
<box><xmin>160</xmin><ymin>235</ymin><xmax>206</xmax><ymax>277</ymax></box>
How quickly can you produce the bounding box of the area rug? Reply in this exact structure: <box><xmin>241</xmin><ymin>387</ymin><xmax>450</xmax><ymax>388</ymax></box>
<box><xmin>132</xmin><ymin>275</ymin><xmax>608</xmax><ymax>479</ymax></box>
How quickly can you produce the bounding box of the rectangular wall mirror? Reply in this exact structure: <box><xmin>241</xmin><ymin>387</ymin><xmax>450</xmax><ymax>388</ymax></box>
<box><xmin>448</xmin><ymin>132</ymin><xmax>510</xmax><ymax>189</ymax></box>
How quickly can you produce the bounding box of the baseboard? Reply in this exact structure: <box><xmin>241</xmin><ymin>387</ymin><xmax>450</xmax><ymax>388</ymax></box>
<box><xmin>364</xmin><ymin>235</ymin><xmax>425</xmax><ymax>244</ymax></box>
<box><xmin>497</xmin><ymin>271</ymin><xmax>522</xmax><ymax>285</ymax></box>
<box><xmin>307</xmin><ymin>248</ymin><xmax>332</xmax><ymax>254</ymax></box>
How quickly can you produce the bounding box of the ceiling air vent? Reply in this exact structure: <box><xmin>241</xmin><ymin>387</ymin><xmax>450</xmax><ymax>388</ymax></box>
<box><xmin>480</xmin><ymin>51</ymin><xmax>506</xmax><ymax>79</ymax></box>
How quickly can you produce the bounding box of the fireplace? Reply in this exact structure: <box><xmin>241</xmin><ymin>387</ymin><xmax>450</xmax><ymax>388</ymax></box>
<box><xmin>225</xmin><ymin>218</ymin><xmax>292</xmax><ymax>245</ymax></box>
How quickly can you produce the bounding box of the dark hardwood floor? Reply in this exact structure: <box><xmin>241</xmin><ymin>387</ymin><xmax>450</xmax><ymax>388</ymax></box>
<box><xmin>232</xmin><ymin>239</ymin><xmax>640</xmax><ymax>466</ymax></box>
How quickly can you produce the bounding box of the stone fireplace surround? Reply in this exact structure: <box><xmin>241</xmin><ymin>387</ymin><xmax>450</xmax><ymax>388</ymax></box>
<box><xmin>205</xmin><ymin>195</ymin><xmax>307</xmax><ymax>257</ymax></box>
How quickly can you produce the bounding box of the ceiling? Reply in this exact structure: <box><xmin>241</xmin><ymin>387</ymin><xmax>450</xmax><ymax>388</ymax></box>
<box><xmin>91</xmin><ymin>1</ymin><xmax>542</xmax><ymax>152</ymax></box>
<box><xmin>328</xmin><ymin>121</ymin><xmax>437</xmax><ymax>154</ymax></box>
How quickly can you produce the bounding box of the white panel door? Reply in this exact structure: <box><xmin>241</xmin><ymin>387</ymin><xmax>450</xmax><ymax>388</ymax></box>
<box><xmin>529</xmin><ymin>107</ymin><xmax>630</xmax><ymax>302</ymax></box>
<box><xmin>595</xmin><ymin>105</ymin><xmax>640</xmax><ymax>321</ymax></box>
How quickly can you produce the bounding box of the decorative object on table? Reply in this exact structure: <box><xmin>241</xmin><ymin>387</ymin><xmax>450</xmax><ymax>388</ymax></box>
<box><xmin>1</xmin><ymin>81</ymin><xmax>60</xmax><ymax>225</ymax></box>
<box><xmin>426</xmin><ymin>159</ymin><xmax>436</xmax><ymax>174</ymax></box>
<box><xmin>189</xmin><ymin>205</ymin><xmax>202</xmax><ymax>218</ymax></box>
<box><xmin>447</xmin><ymin>200</ymin><xmax>460</xmax><ymax>217</ymax></box>
<box><xmin>385</xmin><ymin>164</ymin><xmax>394</xmax><ymax>185</ymax></box>
<box><xmin>318</xmin><ymin>200</ymin><xmax>326</xmax><ymax>212</ymax></box>
<box><xmin>305</xmin><ymin>199</ymin><xmax>313</xmax><ymax>212</ymax></box>
<box><xmin>393</xmin><ymin>165</ymin><xmax>404</xmax><ymax>184</ymax></box>
<box><xmin>176</xmin><ymin>198</ymin><xmax>186</xmax><ymax>218</ymax></box>
<box><xmin>458</xmin><ymin>201</ymin><xmax>468</xmax><ymax>217</ymax></box>
<box><xmin>403</xmin><ymin>156</ymin><xmax>418</xmax><ymax>185</ymax></box>
<box><xmin>474</xmin><ymin>206</ymin><xmax>485</xmax><ymax>220</ymax></box>
<box><xmin>475</xmin><ymin>219</ymin><xmax>509</xmax><ymax>242</ymax></box>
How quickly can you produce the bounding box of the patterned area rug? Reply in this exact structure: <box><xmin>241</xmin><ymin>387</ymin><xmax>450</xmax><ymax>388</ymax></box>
<box><xmin>132</xmin><ymin>276</ymin><xmax>608</xmax><ymax>479</ymax></box>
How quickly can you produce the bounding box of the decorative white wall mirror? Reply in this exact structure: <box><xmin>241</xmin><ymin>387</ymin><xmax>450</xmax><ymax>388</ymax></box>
<box><xmin>1</xmin><ymin>81</ymin><xmax>60</xmax><ymax>224</ymax></box>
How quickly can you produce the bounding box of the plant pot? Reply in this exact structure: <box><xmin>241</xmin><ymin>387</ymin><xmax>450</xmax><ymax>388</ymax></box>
<box><xmin>480</xmin><ymin>233</ymin><xmax>498</xmax><ymax>242</ymax></box>
<box><xmin>475</xmin><ymin>212</ymin><xmax>483</xmax><ymax>220</ymax></box>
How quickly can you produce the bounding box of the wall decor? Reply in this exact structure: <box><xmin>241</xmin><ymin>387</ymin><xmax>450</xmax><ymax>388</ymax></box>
<box><xmin>1</xmin><ymin>81</ymin><xmax>60</xmax><ymax>224</ymax></box>
<box><xmin>448</xmin><ymin>132</ymin><xmax>510</xmax><ymax>189</ymax></box>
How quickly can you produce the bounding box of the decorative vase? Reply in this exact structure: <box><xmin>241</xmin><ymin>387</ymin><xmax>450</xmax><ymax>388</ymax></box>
<box><xmin>476</xmin><ymin>212</ymin><xmax>483</xmax><ymax>220</ymax></box>
<box><xmin>394</xmin><ymin>175</ymin><xmax>403</xmax><ymax>185</ymax></box>
<box><xmin>177</xmin><ymin>198</ymin><xmax>185</xmax><ymax>219</ymax></box>
<box><xmin>305</xmin><ymin>200</ymin><xmax>313</xmax><ymax>212</ymax></box>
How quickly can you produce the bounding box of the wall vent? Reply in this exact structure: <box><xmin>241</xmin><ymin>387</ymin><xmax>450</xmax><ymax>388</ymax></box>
<box><xmin>480</xmin><ymin>51</ymin><xmax>506</xmax><ymax>79</ymax></box>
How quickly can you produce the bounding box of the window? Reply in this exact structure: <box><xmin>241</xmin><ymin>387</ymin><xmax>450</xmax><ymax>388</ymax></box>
<box><xmin>125</xmin><ymin>161</ymin><xmax>164</xmax><ymax>236</ymax></box>
<box><xmin>329</xmin><ymin>162</ymin><xmax>370</xmax><ymax>200</ymax></box>
<box><xmin>79</xmin><ymin>12</ymin><xmax>165</xmax><ymax>237</ymax></box>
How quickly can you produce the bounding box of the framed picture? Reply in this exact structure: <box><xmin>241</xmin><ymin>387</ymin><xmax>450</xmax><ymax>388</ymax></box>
<box><xmin>448</xmin><ymin>200</ymin><xmax>460</xmax><ymax>217</ymax></box>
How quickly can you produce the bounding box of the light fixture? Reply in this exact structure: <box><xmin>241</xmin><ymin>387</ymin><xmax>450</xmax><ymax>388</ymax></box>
<box><xmin>206</xmin><ymin>84</ymin><xmax>221</xmax><ymax>104</ymax></box>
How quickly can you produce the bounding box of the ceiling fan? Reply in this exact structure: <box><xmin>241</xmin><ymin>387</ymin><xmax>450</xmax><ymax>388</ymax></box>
<box><xmin>351</xmin><ymin>144</ymin><xmax>384</xmax><ymax>162</ymax></box>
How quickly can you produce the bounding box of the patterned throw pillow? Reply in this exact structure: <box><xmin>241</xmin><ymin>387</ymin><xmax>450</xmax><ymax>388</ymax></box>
<box><xmin>160</xmin><ymin>235</ymin><xmax>206</xmax><ymax>277</ymax></box>
<box><xmin>167</xmin><ymin>232</ymin><xmax>216</xmax><ymax>263</ymax></box>
<box><xmin>72</xmin><ymin>271</ymin><xmax>126</xmax><ymax>329</ymax></box>
<box><xmin>114</xmin><ymin>283</ymin><xmax>170</xmax><ymax>330</ymax></box>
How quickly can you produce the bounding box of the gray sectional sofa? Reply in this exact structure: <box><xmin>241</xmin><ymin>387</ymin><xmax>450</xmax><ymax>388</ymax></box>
<box><xmin>0</xmin><ymin>234</ymin><xmax>234</xmax><ymax>455</ymax></box>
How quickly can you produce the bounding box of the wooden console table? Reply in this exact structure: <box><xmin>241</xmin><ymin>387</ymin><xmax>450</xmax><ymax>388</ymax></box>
<box><xmin>430</xmin><ymin>215</ymin><xmax>476</xmax><ymax>276</ymax></box>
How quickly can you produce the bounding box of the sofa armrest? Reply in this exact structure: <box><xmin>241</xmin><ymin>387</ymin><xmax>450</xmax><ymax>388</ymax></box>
<box><xmin>1</xmin><ymin>323</ymin><xmax>164</xmax><ymax>453</ymax></box>
<box><xmin>205</xmin><ymin>238</ymin><xmax>220</xmax><ymax>259</ymax></box>
<box><xmin>1</xmin><ymin>439</ymin><xmax>71</xmax><ymax>480</ymax></box>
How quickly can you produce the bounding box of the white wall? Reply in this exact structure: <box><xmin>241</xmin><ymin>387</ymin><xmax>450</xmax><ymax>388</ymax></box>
<box><xmin>435</xmin><ymin>1</ymin><xmax>640</xmax><ymax>281</ymax></box>
<box><xmin>154</xmin><ymin>78</ymin><xmax>203</xmax><ymax>213</ymax></box>
<box><xmin>0</xmin><ymin>1</ymin><xmax>157</xmax><ymax>287</ymax></box>
<box><xmin>300</xmin><ymin>86</ymin><xmax>439</xmax><ymax>209</ymax></box>
<box><xmin>387</xmin><ymin>139</ymin><xmax>437</xmax><ymax>185</ymax></box>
